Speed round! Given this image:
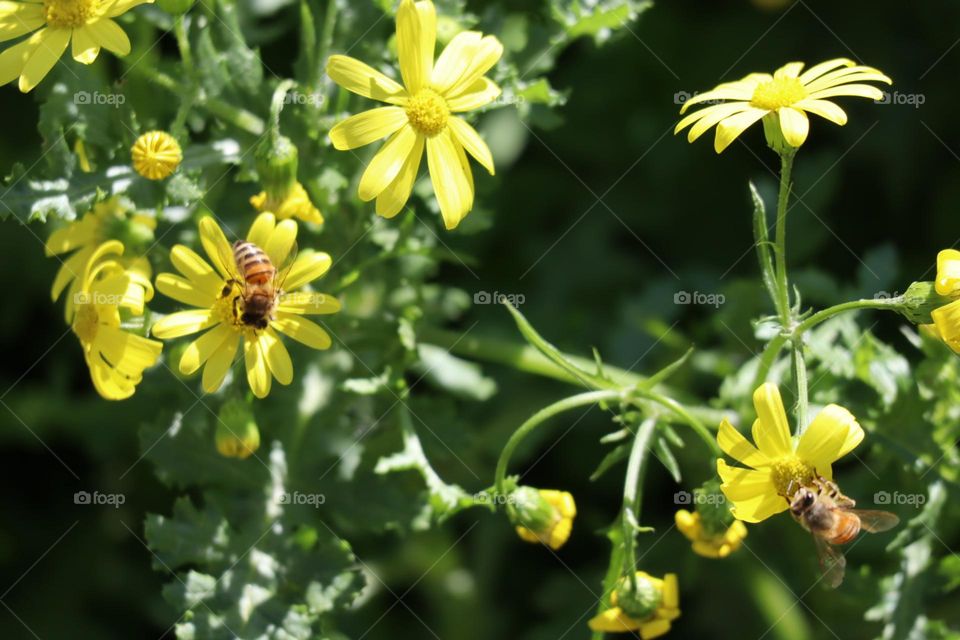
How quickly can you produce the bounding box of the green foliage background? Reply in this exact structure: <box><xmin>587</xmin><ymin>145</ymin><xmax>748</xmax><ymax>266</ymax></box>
<box><xmin>1</xmin><ymin>0</ymin><xmax>959</xmax><ymax>639</ymax></box>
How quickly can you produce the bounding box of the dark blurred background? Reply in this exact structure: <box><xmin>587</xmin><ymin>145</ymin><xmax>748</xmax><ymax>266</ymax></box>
<box><xmin>1</xmin><ymin>0</ymin><xmax>959</xmax><ymax>638</ymax></box>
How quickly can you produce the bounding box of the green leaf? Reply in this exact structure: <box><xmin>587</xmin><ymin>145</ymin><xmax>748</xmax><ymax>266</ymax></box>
<box><xmin>412</xmin><ymin>344</ymin><xmax>497</xmax><ymax>401</ymax></box>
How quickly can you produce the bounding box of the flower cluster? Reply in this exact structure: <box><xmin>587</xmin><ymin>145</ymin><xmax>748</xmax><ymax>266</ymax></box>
<box><xmin>589</xmin><ymin>572</ymin><xmax>680</xmax><ymax>637</ymax></box>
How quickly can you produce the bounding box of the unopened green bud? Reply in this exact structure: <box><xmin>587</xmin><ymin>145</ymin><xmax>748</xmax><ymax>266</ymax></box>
<box><xmin>157</xmin><ymin>0</ymin><xmax>194</xmax><ymax>15</ymax></box>
<box><xmin>506</xmin><ymin>486</ymin><xmax>555</xmax><ymax>532</ymax></box>
<box><xmin>694</xmin><ymin>479</ymin><xmax>734</xmax><ymax>536</ymax></box>
<box><xmin>216</xmin><ymin>399</ymin><xmax>260</xmax><ymax>459</ymax></box>
<box><xmin>761</xmin><ymin>112</ymin><xmax>795</xmax><ymax>156</ymax></box>
<box><xmin>255</xmin><ymin>135</ymin><xmax>299</xmax><ymax>202</ymax></box>
<box><xmin>615</xmin><ymin>573</ymin><xmax>661</xmax><ymax>620</ymax></box>
<box><xmin>898</xmin><ymin>281</ymin><xmax>953</xmax><ymax>325</ymax></box>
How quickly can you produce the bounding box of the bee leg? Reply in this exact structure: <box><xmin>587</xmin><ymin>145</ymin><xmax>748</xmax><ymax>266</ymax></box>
<box><xmin>785</xmin><ymin>479</ymin><xmax>798</xmax><ymax>499</ymax></box>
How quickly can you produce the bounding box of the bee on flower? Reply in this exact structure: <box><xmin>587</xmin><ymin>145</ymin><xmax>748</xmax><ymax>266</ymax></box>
<box><xmin>716</xmin><ymin>383</ymin><xmax>864</xmax><ymax>523</ymax></box>
<box><xmin>588</xmin><ymin>572</ymin><xmax>680</xmax><ymax>637</ymax></box>
<box><xmin>507</xmin><ymin>486</ymin><xmax>576</xmax><ymax>550</ymax></box>
<box><xmin>326</xmin><ymin>0</ymin><xmax>502</xmax><ymax>229</ymax></box>
<box><xmin>0</xmin><ymin>0</ymin><xmax>153</xmax><ymax>93</ymax></box>
<box><xmin>151</xmin><ymin>212</ymin><xmax>341</xmax><ymax>398</ymax></box>
<box><xmin>675</xmin><ymin>58</ymin><xmax>891</xmax><ymax>153</ymax></box>
<box><xmin>70</xmin><ymin>240</ymin><xmax>162</xmax><ymax>400</ymax></box>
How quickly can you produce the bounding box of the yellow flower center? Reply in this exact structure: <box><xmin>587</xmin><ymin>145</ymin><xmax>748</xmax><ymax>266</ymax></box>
<box><xmin>405</xmin><ymin>89</ymin><xmax>449</xmax><ymax>137</ymax></box>
<box><xmin>770</xmin><ymin>457</ymin><xmax>817</xmax><ymax>496</ymax></box>
<box><xmin>72</xmin><ymin>303</ymin><xmax>99</xmax><ymax>344</ymax></box>
<box><xmin>216</xmin><ymin>284</ymin><xmax>262</xmax><ymax>339</ymax></box>
<box><xmin>43</xmin><ymin>0</ymin><xmax>99</xmax><ymax>28</ymax></box>
<box><xmin>751</xmin><ymin>77</ymin><xmax>808</xmax><ymax>110</ymax></box>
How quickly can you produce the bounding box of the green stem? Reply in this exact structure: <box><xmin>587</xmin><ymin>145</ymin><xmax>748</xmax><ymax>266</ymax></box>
<box><xmin>269</xmin><ymin>79</ymin><xmax>298</xmax><ymax>141</ymax></box>
<box><xmin>494</xmin><ymin>390</ymin><xmax>622</xmax><ymax>496</ymax></box>
<box><xmin>792</xmin><ymin>339</ymin><xmax>809</xmax><ymax>433</ymax></box>
<box><xmin>773</xmin><ymin>151</ymin><xmax>795</xmax><ymax>324</ymax></box>
<box><xmin>793</xmin><ymin>297</ymin><xmax>904</xmax><ymax>337</ymax></box>
<box><xmin>173</xmin><ymin>15</ymin><xmax>194</xmax><ymax>77</ymax></box>
<box><xmin>639</xmin><ymin>390</ymin><xmax>721</xmax><ymax>456</ymax></box>
<box><xmin>317</xmin><ymin>0</ymin><xmax>339</xmax><ymax>76</ymax></box>
<box><xmin>621</xmin><ymin>417</ymin><xmax>657</xmax><ymax>573</ymax></box>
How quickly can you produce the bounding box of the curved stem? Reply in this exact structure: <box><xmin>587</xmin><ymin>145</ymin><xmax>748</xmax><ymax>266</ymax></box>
<box><xmin>494</xmin><ymin>390</ymin><xmax>622</xmax><ymax>495</ymax></box>
<box><xmin>621</xmin><ymin>417</ymin><xmax>657</xmax><ymax>573</ymax></box>
<box><xmin>638</xmin><ymin>389</ymin><xmax>721</xmax><ymax>456</ymax></box>
<box><xmin>269</xmin><ymin>79</ymin><xmax>298</xmax><ymax>141</ymax></box>
<box><xmin>174</xmin><ymin>15</ymin><xmax>194</xmax><ymax>77</ymax></box>
<box><xmin>792</xmin><ymin>297</ymin><xmax>904</xmax><ymax>338</ymax></box>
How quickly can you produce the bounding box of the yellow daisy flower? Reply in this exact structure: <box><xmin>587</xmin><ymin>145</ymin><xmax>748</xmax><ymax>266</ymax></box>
<box><xmin>250</xmin><ymin>182</ymin><xmax>323</xmax><ymax>225</ymax></box>
<box><xmin>716</xmin><ymin>383</ymin><xmax>864</xmax><ymax>523</ymax></box>
<box><xmin>674</xmin><ymin>509</ymin><xmax>747</xmax><ymax>559</ymax></box>
<box><xmin>131</xmin><ymin>130</ymin><xmax>182</xmax><ymax>180</ymax></box>
<box><xmin>0</xmin><ymin>0</ymin><xmax>153</xmax><ymax>93</ymax></box>
<box><xmin>588</xmin><ymin>572</ymin><xmax>680</xmax><ymax>637</ymax></box>
<box><xmin>326</xmin><ymin>0</ymin><xmax>502</xmax><ymax>229</ymax></box>
<box><xmin>675</xmin><ymin>58</ymin><xmax>891</xmax><ymax>153</ymax></box>
<box><xmin>151</xmin><ymin>213</ymin><xmax>341</xmax><ymax>398</ymax></box>
<box><xmin>930</xmin><ymin>249</ymin><xmax>960</xmax><ymax>352</ymax></box>
<box><xmin>510</xmin><ymin>487</ymin><xmax>576</xmax><ymax>550</ymax></box>
<box><xmin>72</xmin><ymin>240</ymin><xmax>162</xmax><ymax>400</ymax></box>
<box><xmin>46</xmin><ymin>196</ymin><xmax>155</xmax><ymax>322</ymax></box>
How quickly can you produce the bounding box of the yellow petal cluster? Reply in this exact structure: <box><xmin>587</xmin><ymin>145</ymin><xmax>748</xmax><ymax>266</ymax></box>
<box><xmin>326</xmin><ymin>0</ymin><xmax>502</xmax><ymax>229</ymax></box>
<box><xmin>151</xmin><ymin>213</ymin><xmax>341</xmax><ymax>398</ymax></box>
<box><xmin>716</xmin><ymin>383</ymin><xmax>864</xmax><ymax>522</ymax></box>
<box><xmin>675</xmin><ymin>58</ymin><xmax>891</xmax><ymax>153</ymax></box>
<box><xmin>0</xmin><ymin>0</ymin><xmax>153</xmax><ymax>93</ymax></box>
<box><xmin>250</xmin><ymin>182</ymin><xmax>323</xmax><ymax>225</ymax></box>
<box><xmin>929</xmin><ymin>249</ymin><xmax>960</xmax><ymax>352</ymax></box>
<box><xmin>588</xmin><ymin>572</ymin><xmax>680</xmax><ymax>638</ymax></box>
<box><xmin>131</xmin><ymin>131</ymin><xmax>182</xmax><ymax>180</ymax></box>
<box><xmin>513</xmin><ymin>488</ymin><xmax>576</xmax><ymax>550</ymax></box>
<box><xmin>674</xmin><ymin>509</ymin><xmax>747</xmax><ymax>558</ymax></box>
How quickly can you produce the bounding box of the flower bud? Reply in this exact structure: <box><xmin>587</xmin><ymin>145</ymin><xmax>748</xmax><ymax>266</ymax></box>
<box><xmin>761</xmin><ymin>112</ymin><xmax>795</xmax><ymax>155</ymax></box>
<box><xmin>614</xmin><ymin>573</ymin><xmax>662</xmax><ymax>620</ymax></box>
<box><xmin>255</xmin><ymin>134</ymin><xmax>299</xmax><ymax>202</ymax></box>
<box><xmin>215</xmin><ymin>399</ymin><xmax>260</xmax><ymax>459</ymax></box>
<box><xmin>899</xmin><ymin>281</ymin><xmax>953</xmax><ymax>326</ymax></box>
<box><xmin>131</xmin><ymin>131</ymin><xmax>182</xmax><ymax>180</ymax></box>
<box><xmin>507</xmin><ymin>486</ymin><xmax>576</xmax><ymax>550</ymax></box>
<box><xmin>589</xmin><ymin>572</ymin><xmax>680</xmax><ymax>636</ymax></box>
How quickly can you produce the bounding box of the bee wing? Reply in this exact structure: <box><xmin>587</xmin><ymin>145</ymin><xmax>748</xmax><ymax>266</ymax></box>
<box><xmin>814</xmin><ymin>535</ymin><xmax>846</xmax><ymax>589</ymax></box>
<box><xmin>851</xmin><ymin>509</ymin><xmax>900</xmax><ymax>533</ymax></box>
<box><xmin>273</xmin><ymin>240</ymin><xmax>299</xmax><ymax>292</ymax></box>
<box><xmin>215</xmin><ymin>237</ymin><xmax>243</xmax><ymax>283</ymax></box>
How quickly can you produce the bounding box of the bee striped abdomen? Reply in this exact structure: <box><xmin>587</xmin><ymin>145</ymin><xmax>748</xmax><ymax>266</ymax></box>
<box><xmin>233</xmin><ymin>241</ymin><xmax>275</xmax><ymax>285</ymax></box>
<box><xmin>830</xmin><ymin>514</ymin><xmax>861</xmax><ymax>545</ymax></box>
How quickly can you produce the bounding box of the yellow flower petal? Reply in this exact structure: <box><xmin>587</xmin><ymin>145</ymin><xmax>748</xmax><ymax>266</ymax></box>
<box><xmin>0</xmin><ymin>28</ymin><xmax>41</xmax><ymax>87</ymax></box>
<box><xmin>262</xmin><ymin>329</ymin><xmax>293</xmax><ymax>385</ymax></box>
<box><xmin>329</xmin><ymin>106</ymin><xmax>408</xmax><ymax>150</ymax></box>
<box><xmin>277</xmin><ymin>291</ymin><xmax>341</xmax><ymax>315</ymax></box>
<box><xmin>777</xmin><ymin>107</ymin><xmax>809</xmax><ymax>147</ymax></box>
<box><xmin>717</xmin><ymin>418</ymin><xmax>769</xmax><ymax>468</ymax></box>
<box><xmin>83</xmin><ymin>18</ymin><xmax>130</xmax><ymax>56</ymax></box>
<box><xmin>246</xmin><ymin>211</ymin><xmax>275</xmax><ymax>248</ymax></box>
<box><xmin>151</xmin><ymin>309</ymin><xmax>217</xmax><ymax>339</ymax></box>
<box><xmin>199</xmin><ymin>216</ymin><xmax>237</xmax><ymax>281</ymax></box>
<box><xmin>0</xmin><ymin>2</ymin><xmax>43</xmax><ymax>42</ymax></box>
<box><xmin>797</xmin><ymin>58</ymin><xmax>854</xmax><ymax>84</ymax></box>
<box><xmin>51</xmin><ymin>247</ymin><xmax>92</xmax><ymax>301</ymax></box>
<box><xmin>640</xmin><ymin>618</ymin><xmax>672</xmax><ymax>639</ymax></box>
<box><xmin>806</xmin><ymin>84</ymin><xmax>885</xmax><ymax>101</ymax></box>
<box><xmin>588</xmin><ymin>608</ymin><xmax>641</xmax><ymax>633</ymax></box>
<box><xmin>156</xmin><ymin>273</ymin><xmax>217</xmax><ymax>309</ymax></box>
<box><xmin>793</xmin><ymin>98</ymin><xmax>847</xmax><ymax>125</ymax></box>
<box><xmin>282</xmin><ymin>250</ymin><xmax>332</xmax><ymax>291</ymax></box>
<box><xmin>431</xmin><ymin>30</ymin><xmax>482</xmax><ymax>94</ymax></box>
<box><xmin>774</xmin><ymin>61</ymin><xmax>804</xmax><ymax>78</ymax></box>
<box><xmin>804</xmin><ymin>67</ymin><xmax>891</xmax><ymax>93</ymax></box>
<box><xmin>751</xmin><ymin>383</ymin><xmax>793</xmax><ymax>458</ymax></box>
<box><xmin>685</xmin><ymin>103</ymin><xmax>755</xmax><ymax>143</ymax></box>
<box><xmin>244</xmin><ymin>335</ymin><xmax>271</xmax><ymax>398</ymax></box>
<box><xmin>936</xmin><ymin>249</ymin><xmax>960</xmax><ymax>296</ymax></box>
<box><xmin>202</xmin><ymin>331</ymin><xmax>239</xmax><ymax>393</ymax></box>
<box><xmin>446</xmin><ymin>77</ymin><xmax>501</xmax><ymax>112</ymax></box>
<box><xmin>443</xmin><ymin>35</ymin><xmax>502</xmax><ymax>99</ymax></box>
<box><xmin>170</xmin><ymin>245</ymin><xmax>223</xmax><ymax>294</ymax></box>
<box><xmin>271</xmin><ymin>314</ymin><xmax>332</xmax><ymax>350</ymax></box>
<box><xmin>376</xmin><ymin>134</ymin><xmax>424</xmax><ymax>219</ymax></box>
<box><xmin>19</xmin><ymin>26</ymin><xmax>70</xmax><ymax>93</ymax></box>
<box><xmin>395</xmin><ymin>0</ymin><xmax>435</xmax><ymax>94</ymax></box>
<box><xmin>105</xmin><ymin>0</ymin><xmax>153</xmax><ymax>18</ymax></box>
<box><xmin>447</xmin><ymin>116</ymin><xmax>494</xmax><ymax>175</ymax></box>
<box><xmin>179</xmin><ymin>324</ymin><xmax>234</xmax><ymax>376</ymax></box>
<box><xmin>71</xmin><ymin>24</ymin><xmax>99</xmax><ymax>63</ymax></box>
<box><xmin>679</xmin><ymin>86</ymin><xmax>755</xmax><ymax>114</ymax></box>
<box><xmin>263</xmin><ymin>218</ymin><xmax>298</xmax><ymax>268</ymax></box>
<box><xmin>325</xmin><ymin>54</ymin><xmax>408</xmax><ymax>104</ymax></box>
<box><xmin>427</xmin><ymin>128</ymin><xmax>473</xmax><ymax>229</ymax></box>
<box><xmin>358</xmin><ymin>124</ymin><xmax>418</xmax><ymax>201</ymax></box>
<box><xmin>713</xmin><ymin>107</ymin><xmax>767</xmax><ymax>153</ymax></box>
<box><xmin>795</xmin><ymin>404</ymin><xmax>863</xmax><ymax>469</ymax></box>
<box><xmin>717</xmin><ymin>459</ymin><xmax>775</xmax><ymax>502</ymax></box>
<box><xmin>729</xmin><ymin>491</ymin><xmax>788</xmax><ymax>523</ymax></box>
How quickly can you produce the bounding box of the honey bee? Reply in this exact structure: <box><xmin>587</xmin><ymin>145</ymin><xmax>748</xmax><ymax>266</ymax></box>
<box><xmin>220</xmin><ymin>240</ymin><xmax>295</xmax><ymax>330</ymax></box>
<box><xmin>787</xmin><ymin>477</ymin><xmax>899</xmax><ymax>588</ymax></box>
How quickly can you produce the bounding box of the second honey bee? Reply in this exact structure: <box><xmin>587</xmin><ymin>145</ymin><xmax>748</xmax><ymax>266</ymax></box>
<box><xmin>788</xmin><ymin>477</ymin><xmax>899</xmax><ymax>588</ymax></box>
<box><xmin>223</xmin><ymin>240</ymin><xmax>292</xmax><ymax>329</ymax></box>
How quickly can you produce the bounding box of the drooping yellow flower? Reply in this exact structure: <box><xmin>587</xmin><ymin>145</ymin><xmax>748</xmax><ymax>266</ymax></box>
<box><xmin>509</xmin><ymin>486</ymin><xmax>576</xmax><ymax>550</ymax></box>
<box><xmin>151</xmin><ymin>213</ymin><xmax>341</xmax><ymax>398</ymax></box>
<box><xmin>326</xmin><ymin>0</ymin><xmax>502</xmax><ymax>229</ymax></box>
<box><xmin>675</xmin><ymin>509</ymin><xmax>747</xmax><ymax>559</ymax></box>
<box><xmin>250</xmin><ymin>182</ymin><xmax>323</xmax><ymax>225</ymax></box>
<box><xmin>0</xmin><ymin>0</ymin><xmax>153</xmax><ymax>93</ymax></box>
<box><xmin>930</xmin><ymin>249</ymin><xmax>960</xmax><ymax>352</ymax></box>
<box><xmin>716</xmin><ymin>383</ymin><xmax>864</xmax><ymax>523</ymax></box>
<box><xmin>588</xmin><ymin>572</ymin><xmax>680</xmax><ymax>637</ymax></box>
<box><xmin>131</xmin><ymin>131</ymin><xmax>182</xmax><ymax>180</ymax></box>
<box><xmin>215</xmin><ymin>398</ymin><xmax>260</xmax><ymax>459</ymax></box>
<box><xmin>71</xmin><ymin>240</ymin><xmax>162</xmax><ymax>400</ymax></box>
<box><xmin>675</xmin><ymin>58</ymin><xmax>891</xmax><ymax>153</ymax></box>
<box><xmin>46</xmin><ymin>196</ymin><xmax>155</xmax><ymax>322</ymax></box>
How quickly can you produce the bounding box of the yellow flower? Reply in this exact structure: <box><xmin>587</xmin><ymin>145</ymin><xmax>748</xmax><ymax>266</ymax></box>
<box><xmin>71</xmin><ymin>240</ymin><xmax>162</xmax><ymax>400</ymax></box>
<box><xmin>131</xmin><ymin>131</ymin><xmax>182</xmax><ymax>180</ymax></box>
<box><xmin>0</xmin><ymin>0</ymin><xmax>153</xmax><ymax>93</ymax></box>
<box><xmin>151</xmin><ymin>213</ymin><xmax>341</xmax><ymax>398</ymax></box>
<box><xmin>716</xmin><ymin>383</ymin><xmax>864</xmax><ymax>523</ymax></box>
<box><xmin>46</xmin><ymin>196</ymin><xmax>155</xmax><ymax>322</ymax></box>
<box><xmin>674</xmin><ymin>510</ymin><xmax>747</xmax><ymax>558</ymax></box>
<box><xmin>326</xmin><ymin>0</ymin><xmax>502</xmax><ymax>229</ymax></box>
<box><xmin>675</xmin><ymin>58</ymin><xmax>891</xmax><ymax>153</ymax></box>
<box><xmin>215</xmin><ymin>399</ymin><xmax>260</xmax><ymax>459</ymax></box>
<box><xmin>588</xmin><ymin>572</ymin><xmax>680</xmax><ymax>637</ymax></box>
<box><xmin>510</xmin><ymin>487</ymin><xmax>576</xmax><ymax>550</ymax></box>
<box><xmin>250</xmin><ymin>182</ymin><xmax>323</xmax><ymax>225</ymax></box>
<box><xmin>930</xmin><ymin>249</ymin><xmax>960</xmax><ymax>352</ymax></box>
